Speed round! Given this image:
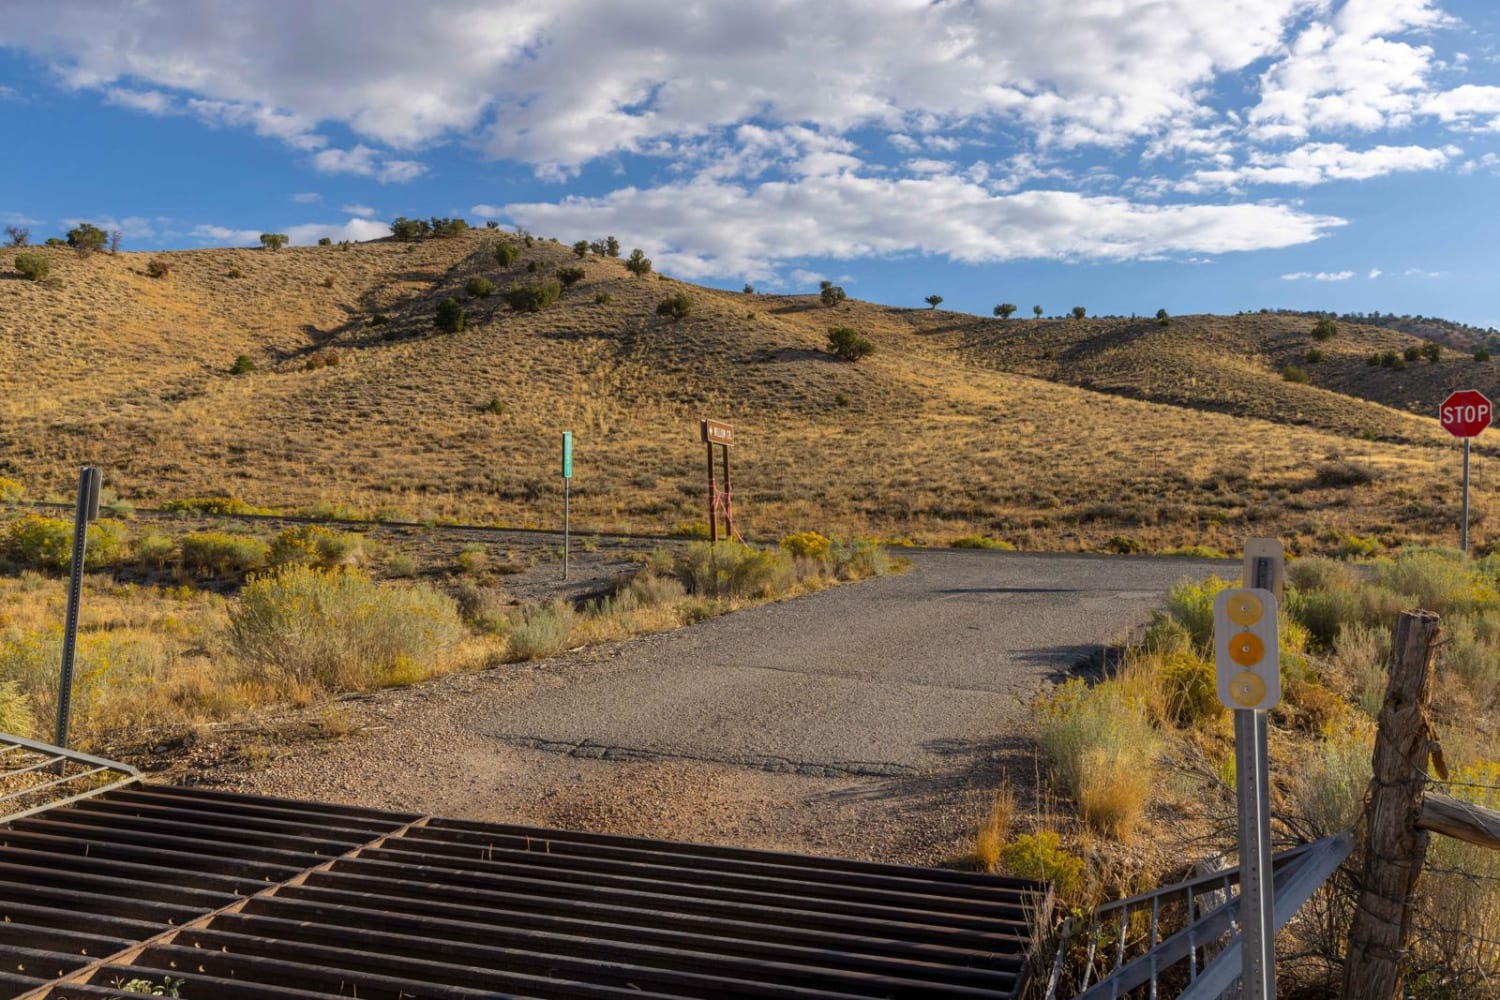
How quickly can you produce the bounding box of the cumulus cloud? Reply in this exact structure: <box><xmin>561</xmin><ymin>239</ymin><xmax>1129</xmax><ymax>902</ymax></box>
<box><xmin>312</xmin><ymin>145</ymin><xmax>425</xmax><ymax>183</ymax></box>
<box><xmin>192</xmin><ymin>218</ymin><xmax>390</xmax><ymax>246</ymax></box>
<box><xmin>1182</xmin><ymin>142</ymin><xmax>1462</xmax><ymax>191</ymax></box>
<box><xmin>506</xmin><ymin>175</ymin><xmax>1344</xmax><ymax>279</ymax></box>
<box><xmin>1281</xmin><ymin>270</ymin><xmax>1357</xmax><ymax>281</ymax></box>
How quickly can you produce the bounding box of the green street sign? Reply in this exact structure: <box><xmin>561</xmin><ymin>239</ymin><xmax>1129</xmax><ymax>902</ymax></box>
<box><xmin>561</xmin><ymin>431</ymin><xmax>573</xmax><ymax>479</ymax></box>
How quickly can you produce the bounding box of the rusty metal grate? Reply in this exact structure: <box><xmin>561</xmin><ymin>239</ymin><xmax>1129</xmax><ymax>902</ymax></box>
<box><xmin>2</xmin><ymin>783</ymin><xmax>1043</xmax><ymax>999</ymax></box>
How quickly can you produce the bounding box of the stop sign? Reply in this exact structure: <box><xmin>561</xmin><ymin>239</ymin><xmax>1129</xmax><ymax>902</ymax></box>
<box><xmin>1440</xmin><ymin>389</ymin><xmax>1493</xmax><ymax>438</ymax></box>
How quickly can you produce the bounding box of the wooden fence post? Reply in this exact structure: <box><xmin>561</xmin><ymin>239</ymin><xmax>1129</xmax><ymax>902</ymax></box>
<box><xmin>1342</xmin><ymin>610</ymin><xmax>1442</xmax><ymax>1000</ymax></box>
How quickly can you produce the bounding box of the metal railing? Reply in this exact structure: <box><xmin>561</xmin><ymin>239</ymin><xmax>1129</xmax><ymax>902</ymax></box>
<box><xmin>0</xmin><ymin>731</ymin><xmax>140</xmax><ymax>822</ymax></box>
<box><xmin>1046</xmin><ymin>833</ymin><xmax>1353</xmax><ymax>1000</ymax></box>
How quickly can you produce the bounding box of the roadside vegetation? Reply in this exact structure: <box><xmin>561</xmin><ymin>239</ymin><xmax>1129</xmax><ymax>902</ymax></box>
<box><xmin>0</xmin><ymin>497</ymin><xmax>895</xmax><ymax>750</ymax></box>
<box><xmin>979</xmin><ymin>546</ymin><xmax>1500</xmax><ymax>996</ymax></box>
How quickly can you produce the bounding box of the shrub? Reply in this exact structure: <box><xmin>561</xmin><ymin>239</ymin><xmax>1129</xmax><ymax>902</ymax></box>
<box><xmin>1422</xmin><ymin>342</ymin><xmax>1441</xmax><ymax>363</ymax></box>
<box><xmin>1000</xmin><ymin>831</ymin><xmax>1085</xmax><ymax>900</ymax></box>
<box><xmin>227</xmin><ymin>267</ymin><xmax>244</xmax><ymax>279</ymax></box>
<box><xmin>231</xmin><ymin>566</ymin><xmax>464</xmax><ymax>691</ymax></box>
<box><xmin>259</xmin><ymin>233</ymin><xmax>288</xmax><ymax>251</ymax></box>
<box><xmin>502</xmin><ymin>279</ymin><xmax>560</xmax><ymax>312</ymax></box>
<box><xmin>1314</xmin><ymin>459</ymin><xmax>1375</xmax><ymax>487</ymax></box>
<box><xmin>391</xmin><ymin>217</ymin><xmax>427</xmax><ymax>241</ymax></box>
<box><xmin>321</xmin><ymin>276</ymin><xmax>335</xmax><ymax>288</ymax></box>
<box><xmin>820</xmin><ymin>281</ymin><xmax>846</xmax><ymax>306</ymax></box>
<box><xmin>1158</xmin><ymin>652</ymin><xmax>1224</xmax><ymax>727</ymax></box>
<box><xmin>1404</xmin><ymin>345</ymin><xmax>1422</xmax><ymax>362</ymax></box>
<box><xmin>1281</xmin><ymin>364</ymin><xmax>1309</xmax><ymax>383</ymax></box>
<box><xmin>780</xmin><ymin>531</ymin><xmax>832</xmax><ymax>561</ymax></box>
<box><xmin>318</xmin><ymin>237</ymin><xmax>332</xmax><ymax>246</ymax></box>
<box><xmin>14</xmin><ymin>254</ymin><xmax>48</xmax><ymax>281</ymax></box>
<box><xmin>3</xmin><ymin>515</ymin><xmax>74</xmax><ymax>571</ymax></box>
<box><xmin>572</xmin><ymin>240</ymin><xmax>590</xmax><ymax>258</ymax></box>
<box><xmin>465</xmin><ymin>276</ymin><xmax>494</xmax><ymax>298</ymax></box>
<box><xmin>435</xmin><ymin>296</ymin><xmax>466</xmax><ymax>332</ymax></box>
<box><xmin>950</xmin><ymin>535</ymin><xmax>1015</xmax><ymax>550</ymax></box>
<box><xmin>556</xmin><ymin>266</ymin><xmax>585</xmax><ymax>288</ymax></box>
<box><xmin>230</xmin><ymin>354</ymin><xmax>256</xmax><ymax>375</ymax></box>
<box><xmin>134</xmin><ymin>531</ymin><xmax>176</xmax><ymax>570</ymax></box>
<box><xmin>1164</xmin><ymin>575</ymin><xmax>1233</xmax><ymax>652</ymax></box>
<box><xmin>1290</xmin><ymin>722</ymin><xmax>1373</xmax><ymax>838</ymax></box>
<box><xmin>495</xmin><ymin>242</ymin><xmax>519</xmax><ymax>266</ymax></box>
<box><xmin>829</xmin><ymin>539</ymin><xmax>891</xmax><ymax>579</ymax></box>
<box><xmin>1033</xmin><ymin>305</ymin><xmax>1043</xmax><ymax>318</ymax></box>
<box><xmin>304</xmin><ymin>350</ymin><xmax>339</xmax><ymax>370</ymax></box>
<box><xmin>1070</xmin><ymin>305</ymin><xmax>1087</xmax><ymax>319</ymax></box>
<box><xmin>180</xmin><ymin>531</ymin><xmax>269</xmax><ymax>576</ymax></box>
<box><xmin>1305</xmin><ymin>348</ymin><xmax>1325</xmax><ymax>363</ymax></box>
<box><xmin>67</xmin><ymin>223</ymin><xmax>107</xmax><ymax>255</ymax></box>
<box><xmin>369</xmin><ymin>313</ymin><xmax>390</xmax><ymax>327</ymax></box>
<box><xmin>656</xmin><ymin>292</ymin><xmax>693</xmax><ymax>321</ymax></box>
<box><xmin>508</xmin><ymin>598</ymin><xmax>576</xmax><ymax>661</ymax></box>
<box><xmin>676</xmin><ymin>541</ymin><xmax>795</xmax><ymax>599</ymax></box>
<box><xmin>1477</xmin><ymin>347</ymin><xmax>1493</xmax><ymax>363</ymax></box>
<box><xmin>1311</xmin><ymin>317</ymin><xmax>1337</xmax><ymax>340</ymax></box>
<box><xmin>994</xmin><ymin>303</ymin><xmax>1017</xmax><ymax>319</ymax></box>
<box><xmin>146</xmin><ymin>258</ymin><xmax>171</xmax><ymax>278</ymax></box>
<box><xmin>925</xmin><ymin>294</ymin><xmax>944</xmax><ymax>310</ymax></box>
<box><xmin>268</xmin><ymin>524</ymin><xmax>362</xmax><ymax>570</ymax></box>
<box><xmin>594</xmin><ymin>292</ymin><xmax>612</xmax><ymax>305</ymax></box>
<box><xmin>743</xmin><ymin>283</ymin><xmax>755</xmax><ymax>295</ymax></box>
<box><xmin>624</xmin><ymin>248</ymin><xmax>652</xmax><ymax>277</ymax></box>
<box><xmin>0</xmin><ymin>476</ymin><xmax>24</xmax><ymax>502</ymax></box>
<box><xmin>827</xmin><ymin>326</ymin><xmax>874</xmax><ymax>361</ymax></box>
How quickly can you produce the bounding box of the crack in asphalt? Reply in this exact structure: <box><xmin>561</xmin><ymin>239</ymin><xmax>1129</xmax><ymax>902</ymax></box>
<box><xmin>496</xmin><ymin>735</ymin><xmax>918</xmax><ymax>778</ymax></box>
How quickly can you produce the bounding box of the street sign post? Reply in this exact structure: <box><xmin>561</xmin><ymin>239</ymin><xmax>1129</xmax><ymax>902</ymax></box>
<box><xmin>700</xmin><ymin>419</ymin><xmax>735</xmax><ymax>542</ymax></box>
<box><xmin>1216</xmin><ymin>578</ymin><xmax>1282</xmax><ymax>1000</ymax></box>
<box><xmin>55</xmin><ymin>466</ymin><xmax>102</xmax><ymax>754</ymax></box>
<box><xmin>562</xmin><ymin>431</ymin><xmax>573</xmax><ymax>580</ymax></box>
<box><xmin>1439</xmin><ymin>389</ymin><xmax>1491</xmax><ymax>554</ymax></box>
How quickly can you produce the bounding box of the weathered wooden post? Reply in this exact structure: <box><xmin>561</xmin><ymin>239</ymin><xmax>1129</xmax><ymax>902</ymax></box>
<box><xmin>1342</xmin><ymin>610</ymin><xmax>1442</xmax><ymax>1000</ymax></box>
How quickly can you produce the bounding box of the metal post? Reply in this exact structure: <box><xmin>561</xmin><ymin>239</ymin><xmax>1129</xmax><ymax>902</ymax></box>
<box><xmin>1462</xmin><ymin>436</ymin><xmax>1471</xmax><ymax>555</ymax></box>
<box><xmin>563</xmin><ymin>477</ymin><xmax>570</xmax><ymax>581</ymax></box>
<box><xmin>55</xmin><ymin>466</ymin><xmax>100</xmax><ymax>752</ymax></box>
<box><xmin>1235</xmin><ymin>707</ymin><xmax>1276</xmax><ymax>999</ymax></box>
<box><xmin>706</xmin><ymin>442</ymin><xmax>718</xmax><ymax>543</ymax></box>
<box><xmin>721</xmin><ymin>444</ymin><xmax>733</xmax><ymax>540</ymax></box>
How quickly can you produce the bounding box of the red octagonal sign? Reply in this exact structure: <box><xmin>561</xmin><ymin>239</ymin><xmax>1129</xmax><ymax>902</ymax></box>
<box><xmin>1440</xmin><ymin>389</ymin><xmax>1493</xmax><ymax>438</ymax></box>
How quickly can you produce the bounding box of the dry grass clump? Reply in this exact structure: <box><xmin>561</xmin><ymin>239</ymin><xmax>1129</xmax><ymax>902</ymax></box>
<box><xmin>506</xmin><ymin>598</ymin><xmax>576</xmax><ymax>661</ymax></box>
<box><xmin>973</xmin><ymin>785</ymin><xmax>1017</xmax><ymax>872</ymax></box>
<box><xmin>229</xmin><ymin>565</ymin><xmax>464</xmax><ymax>693</ymax></box>
<box><xmin>1034</xmin><ymin>679</ymin><xmax>1161</xmax><ymax>841</ymax></box>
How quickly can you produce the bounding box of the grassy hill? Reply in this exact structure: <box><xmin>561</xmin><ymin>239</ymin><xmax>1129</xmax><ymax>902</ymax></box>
<box><xmin>4</xmin><ymin>232</ymin><xmax>1497</xmax><ymax>555</ymax></box>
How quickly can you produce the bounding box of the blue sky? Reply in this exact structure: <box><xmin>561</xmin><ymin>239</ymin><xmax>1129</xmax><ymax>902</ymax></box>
<box><xmin>4</xmin><ymin>0</ymin><xmax>1500</xmax><ymax>327</ymax></box>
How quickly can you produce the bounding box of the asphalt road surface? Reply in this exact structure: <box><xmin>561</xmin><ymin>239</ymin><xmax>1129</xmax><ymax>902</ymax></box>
<box><xmin>484</xmin><ymin>549</ymin><xmax>1231</xmax><ymax>778</ymax></box>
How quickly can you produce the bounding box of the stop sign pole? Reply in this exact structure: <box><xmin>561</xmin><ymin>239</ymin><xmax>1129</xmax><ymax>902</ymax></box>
<box><xmin>1440</xmin><ymin>389</ymin><xmax>1492</xmax><ymax>554</ymax></box>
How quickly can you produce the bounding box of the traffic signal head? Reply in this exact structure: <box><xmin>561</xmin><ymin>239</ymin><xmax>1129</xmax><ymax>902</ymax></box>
<box><xmin>1214</xmin><ymin>587</ymin><xmax>1280</xmax><ymax>711</ymax></box>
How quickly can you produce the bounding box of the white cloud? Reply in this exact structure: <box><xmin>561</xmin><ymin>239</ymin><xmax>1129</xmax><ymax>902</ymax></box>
<box><xmin>1424</xmin><ymin>84</ymin><xmax>1500</xmax><ymax>130</ymax></box>
<box><xmin>506</xmin><ymin>174</ymin><xmax>1344</xmax><ymax>280</ymax></box>
<box><xmin>1</xmin><ymin>212</ymin><xmax>44</xmax><ymax>226</ymax></box>
<box><xmin>191</xmin><ymin>224</ymin><xmax>261</xmax><ymax>245</ymax></box>
<box><xmin>103</xmin><ymin>87</ymin><xmax>173</xmax><ymax>114</ymax></box>
<box><xmin>1182</xmin><ymin>142</ymin><xmax>1461</xmax><ymax>191</ymax></box>
<box><xmin>0</xmin><ymin>85</ymin><xmax>20</xmax><ymax>101</ymax></box>
<box><xmin>192</xmin><ymin>218</ymin><xmax>390</xmax><ymax>246</ymax></box>
<box><xmin>1281</xmin><ymin>270</ymin><xmax>1356</xmax><ymax>281</ymax></box>
<box><xmin>283</xmin><ymin>219</ymin><xmax>391</xmax><ymax>245</ymax></box>
<box><xmin>1404</xmin><ymin>267</ymin><xmax>1444</xmax><ymax>278</ymax></box>
<box><xmin>1</xmin><ymin>0</ymin><xmax>1314</xmax><ymax>172</ymax></box>
<box><xmin>1368</xmin><ymin>267</ymin><xmax>1382</xmax><ymax>278</ymax></box>
<box><xmin>312</xmin><ymin>144</ymin><xmax>426</xmax><ymax>183</ymax></box>
<box><xmin>291</xmin><ymin>192</ymin><xmax>322</xmax><ymax>204</ymax></box>
<box><xmin>341</xmin><ymin>204</ymin><xmax>377</xmax><ymax>218</ymax></box>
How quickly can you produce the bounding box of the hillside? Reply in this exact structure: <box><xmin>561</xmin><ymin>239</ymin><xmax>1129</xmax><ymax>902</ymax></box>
<box><xmin>2</xmin><ymin>233</ymin><xmax>1495</xmax><ymax>554</ymax></box>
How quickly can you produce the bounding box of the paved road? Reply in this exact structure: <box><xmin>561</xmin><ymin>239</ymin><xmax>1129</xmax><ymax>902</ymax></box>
<box><xmin>483</xmin><ymin>549</ymin><xmax>1231</xmax><ymax>777</ymax></box>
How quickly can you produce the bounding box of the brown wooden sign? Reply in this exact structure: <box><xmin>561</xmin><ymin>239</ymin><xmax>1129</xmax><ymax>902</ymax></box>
<box><xmin>701</xmin><ymin>419</ymin><xmax>734</xmax><ymax>446</ymax></box>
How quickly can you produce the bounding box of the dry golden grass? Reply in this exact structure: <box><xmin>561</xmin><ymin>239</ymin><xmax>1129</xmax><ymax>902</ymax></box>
<box><xmin>2</xmin><ymin>232</ymin><xmax>1492</xmax><ymax>554</ymax></box>
<box><xmin>973</xmin><ymin>784</ymin><xmax>1017</xmax><ymax>872</ymax></box>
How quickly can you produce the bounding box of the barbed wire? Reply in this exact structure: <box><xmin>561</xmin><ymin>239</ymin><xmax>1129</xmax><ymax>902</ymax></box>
<box><xmin>1423</xmin><ymin>863</ymin><xmax>1500</xmax><ymax>886</ymax></box>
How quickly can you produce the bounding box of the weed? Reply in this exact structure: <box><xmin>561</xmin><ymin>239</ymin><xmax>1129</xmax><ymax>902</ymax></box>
<box><xmin>112</xmin><ymin>975</ymin><xmax>185</xmax><ymax>996</ymax></box>
<box><xmin>780</xmin><ymin>531</ymin><xmax>832</xmax><ymax>561</ymax></box>
<box><xmin>950</xmin><ymin>535</ymin><xmax>1015</xmax><ymax>550</ymax></box>
<box><xmin>0</xmin><ymin>476</ymin><xmax>23</xmax><ymax>502</ymax></box>
<box><xmin>1000</xmin><ymin>831</ymin><xmax>1086</xmax><ymax>901</ymax></box>
<box><xmin>230</xmin><ymin>354</ymin><xmax>256</xmax><ymax>375</ymax></box>
<box><xmin>974</xmin><ymin>785</ymin><xmax>1016</xmax><ymax>872</ymax></box>
<box><xmin>1035</xmin><ymin>679</ymin><xmax>1160</xmax><ymax>840</ymax></box>
<box><xmin>267</xmin><ymin>524</ymin><xmax>362</xmax><ymax>570</ymax></box>
<box><xmin>0</xmin><ymin>680</ymin><xmax>34</xmax><ymax>738</ymax></box>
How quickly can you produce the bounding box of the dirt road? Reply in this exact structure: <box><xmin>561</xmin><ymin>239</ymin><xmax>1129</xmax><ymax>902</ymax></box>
<box><xmin>202</xmin><ymin>549</ymin><xmax>1228</xmax><ymax>865</ymax></box>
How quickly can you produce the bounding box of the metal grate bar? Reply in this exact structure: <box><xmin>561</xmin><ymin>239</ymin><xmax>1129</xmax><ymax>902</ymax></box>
<box><xmin>5</xmin><ymin>783</ymin><xmax>1041</xmax><ymax>1000</ymax></box>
